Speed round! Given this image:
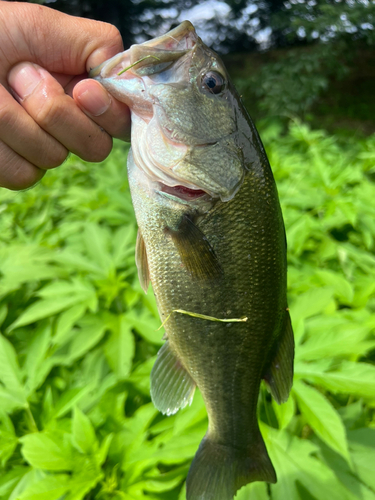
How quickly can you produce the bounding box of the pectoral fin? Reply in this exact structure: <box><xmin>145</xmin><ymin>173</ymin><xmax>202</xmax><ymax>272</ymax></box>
<box><xmin>166</xmin><ymin>215</ymin><xmax>222</xmax><ymax>280</ymax></box>
<box><xmin>263</xmin><ymin>310</ymin><xmax>294</xmax><ymax>404</ymax></box>
<box><xmin>135</xmin><ymin>230</ymin><xmax>150</xmax><ymax>293</ymax></box>
<box><xmin>151</xmin><ymin>340</ymin><xmax>196</xmax><ymax>415</ymax></box>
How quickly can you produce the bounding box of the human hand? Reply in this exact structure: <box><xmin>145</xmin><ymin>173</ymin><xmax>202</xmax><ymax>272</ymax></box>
<box><xmin>0</xmin><ymin>1</ymin><xmax>130</xmax><ymax>190</ymax></box>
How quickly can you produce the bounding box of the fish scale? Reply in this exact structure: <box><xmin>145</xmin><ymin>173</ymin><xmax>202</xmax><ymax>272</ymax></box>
<box><xmin>91</xmin><ymin>20</ymin><xmax>294</xmax><ymax>500</ymax></box>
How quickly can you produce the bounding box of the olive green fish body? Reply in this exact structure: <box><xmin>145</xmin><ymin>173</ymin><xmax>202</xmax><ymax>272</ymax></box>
<box><xmin>91</xmin><ymin>22</ymin><xmax>294</xmax><ymax>500</ymax></box>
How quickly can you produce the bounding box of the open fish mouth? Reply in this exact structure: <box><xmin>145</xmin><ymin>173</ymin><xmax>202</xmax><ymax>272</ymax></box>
<box><xmin>160</xmin><ymin>184</ymin><xmax>208</xmax><ymax>201</ymax></box>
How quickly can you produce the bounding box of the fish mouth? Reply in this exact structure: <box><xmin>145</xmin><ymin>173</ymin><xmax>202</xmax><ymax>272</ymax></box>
<box><xmin>159</xmin><ymin>184</ymin><xmax>208</xmax><ymax>201</ymax></box>
<box><xmin>89</xmin><ymin>21</ymin><xmax>198</xmax><ymax>79</ymax></box>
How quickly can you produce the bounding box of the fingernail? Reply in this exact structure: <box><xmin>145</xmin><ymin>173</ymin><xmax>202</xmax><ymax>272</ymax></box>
<box><xmin>8</xmin><ymin>63</ymin><xmax>43</xmax><ymax>100</ymax></box>
<box><xmin>76</xmin><ymin>82</ymin><xmax>111</xmax><ymax>117</ymax></box>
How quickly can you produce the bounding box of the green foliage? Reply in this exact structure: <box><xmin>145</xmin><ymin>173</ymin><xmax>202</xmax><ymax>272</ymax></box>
<box><xmin>235</xmin><ymin>44</ymin><xmax>349</xmax><ymax>118</ymax></box>
<box><xmin>0</xmin><ymin>126</ymin><xmax>375</xmax><ymax>500</ymax></box>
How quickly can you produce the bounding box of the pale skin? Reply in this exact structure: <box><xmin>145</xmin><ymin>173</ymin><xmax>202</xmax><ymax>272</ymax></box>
<box><xmin>0</xmin><ymin>1</ymin><xmax>131</xmax><ymax>190</ymax></box>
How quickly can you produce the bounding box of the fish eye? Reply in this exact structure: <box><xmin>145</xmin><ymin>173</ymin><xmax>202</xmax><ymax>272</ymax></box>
<box><xmin>200</xmin><ymin>71</ymin><xmax>226</xmax><ymax>95</ymax></box>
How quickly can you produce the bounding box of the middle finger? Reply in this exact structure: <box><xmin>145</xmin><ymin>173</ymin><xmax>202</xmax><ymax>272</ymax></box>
<box><xmin>8</xmin><ymin>62</ymin><xmax>113</xmax><ymax>163</ymax></box>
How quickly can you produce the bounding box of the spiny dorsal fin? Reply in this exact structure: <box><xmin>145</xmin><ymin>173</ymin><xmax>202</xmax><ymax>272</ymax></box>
<box><xmin>135</xmin><ymin>230</ymin><xmax>150</xmax><ymax>294</ymax></box>
<box><xmin>263</xmin><ymin>309</ymin><xmax>294</xmax><ymax>404</ymax></box>
<box><xmin>166</xmin><ymin>215</ymin><xmax>222</xmax><ymax>281</ymax></box>
<box><xmin>151</xmin><ymin>340</ymin><xmax>196</xmax><ymax>416</ymax></box>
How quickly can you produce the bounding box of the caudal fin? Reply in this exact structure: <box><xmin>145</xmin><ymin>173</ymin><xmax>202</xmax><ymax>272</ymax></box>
<box><xmin>186</xmin><ymin>433</ymin><xmax>276</xmax><ymax>500</ymax></box>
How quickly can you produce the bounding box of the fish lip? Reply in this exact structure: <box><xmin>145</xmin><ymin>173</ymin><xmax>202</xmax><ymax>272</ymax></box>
<box><xmin>89</xmin><ymin>21</ymin><xmax>199</xmax><ymax>80</ymax></box>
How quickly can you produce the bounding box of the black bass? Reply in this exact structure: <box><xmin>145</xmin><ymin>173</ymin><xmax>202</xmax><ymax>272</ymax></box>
<box><xmin>90</xmin><ymin>21</ymin><xmax>294</xmax><ymax>500</ymax></box>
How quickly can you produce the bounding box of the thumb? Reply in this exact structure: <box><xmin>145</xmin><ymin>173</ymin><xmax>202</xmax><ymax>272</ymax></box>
<box><xmin>0</xmin><ymin>2</ymin><xmax>124</xmax><ymax>76</ymax></box>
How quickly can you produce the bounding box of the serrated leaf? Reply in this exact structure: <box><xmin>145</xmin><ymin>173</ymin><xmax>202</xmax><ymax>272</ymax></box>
<box><xmin>67</xmin><ymin>313</ymin><xmax>109</xmax><ymax>361</ymax></box>
<box><xmin>104</xmin><ymin>315</ymin><xmax>135</xmax><ymax>380</ymax></box>
<box><xmin>9</xmin><ymin>292</ymin><xmax>95</xmax><ymax>330</ymax></box>
<box><xmin>16</xmin><ymin>474</ymin><xmax>70</xmax><ymax>500</ymax></box>
<box><xmin>261</xmin><ymin>424</ymin><xmax>353</xmax><ymax>500</ymax></box>
<box><xmin>297</xmin><ymin>361</ymin><xmax>375</xmax><ymax>399</ymax></box>
<box><xmin>0</xmin><ymin>467</ymin><xmax>29</xmax><ymax>498</ymax></box>
<box><xmin>348</xmin><ymin>429</ymin><xmax>375</xmax><ymax>490</ymax></box>
<box><xmin>272</xmin><ymin>393</ymin><xmax>295</xmax><ymax>429</ymax></box>
<box><xmin>0</xmin><ymin>333</ymin><xmax>25</xmax><ymax>395</ymax></box>
<box><xmin>236</xmin><ymin>481</ymin><xmax>270</xmax><ymax>500</ymax></box>
<box><xmin>293</xmin><ymin>380</ymin><xmax>350</xmax><ymax>463</ymax></box>
<box><xmin>290</xmin><ymin>287</ymin><xmax>334</xmax><ymax>324</ymax></box>
<box><xmin>0</xmin><ymin>413</ymin><xmax>17</xmax><ymax>466</ymax></box>
<box><xmin>50</xmin><ymin>386</ymin><xmax>93</xmax><ymax>420</ymax></box>
<box><xmin>23</xmin><ymin>323</ymin><xmax>52</xmax><ymax>393</ymax></box>
<box><xmin>125</xmin><ymin>310</ymin><xmax>164</xmax><ymax>345</ymax></box>
<box><xmin>20</xmin><ymin>432</ymin><xmax>74</xmax><ymax>471</ymax></box>
<box><xmin>72</xmin><ymin>407</ymin><xmax>97</xmax><ymax>454</ymax></box>
<box><xmin>53</xmin><ymin>304</ymin><xmax>87</xmax><ymax>347</ymax></box>
<box><xmin>83</xmin><ymin>223</ymin><xmax>113</xmax><ymax>271</ymax></box>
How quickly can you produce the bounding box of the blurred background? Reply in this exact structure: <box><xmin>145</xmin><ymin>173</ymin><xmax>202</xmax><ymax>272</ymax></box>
<box><xmin>1</xmin><ymin>1</ymin><xmax>375</xmax><ymax>500</ymax></box>
<box><xmin>32</xmin><ymin>0</ymin><xmax>375</xmax><ymax>133</ymax></box>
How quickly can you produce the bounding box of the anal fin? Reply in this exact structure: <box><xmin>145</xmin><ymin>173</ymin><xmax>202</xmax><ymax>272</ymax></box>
<box><xmin>264</xmin><ymin>309</ymin><xmax>294</xmax><ymax>404</ymax></box>
<box><xmin>151</xmin><ymin>340</ymin><xmax>196</xmax><ymax>416</ymax></box>
<box><xmin>135</xmin><ymin>230</ymin><xmax>150</xmax><ymax>294</ymax></box>
<box><xmin>166</xmin><ymin>215</ymin><xmax>222</xmax><ymax>281</ymax></box>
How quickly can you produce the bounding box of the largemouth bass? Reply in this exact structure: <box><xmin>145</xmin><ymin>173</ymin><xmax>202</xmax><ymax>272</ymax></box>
<box><xmin>91</xmin><ymin>21</ymin><xmax>294</xmax><ymax>500</ymax></box>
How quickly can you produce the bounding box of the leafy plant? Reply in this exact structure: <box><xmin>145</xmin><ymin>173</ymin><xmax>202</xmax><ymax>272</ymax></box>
<box><xmin>0</xmin><ymin>124</ymin><xmax>374</xmax><ymax>500</ymax></box>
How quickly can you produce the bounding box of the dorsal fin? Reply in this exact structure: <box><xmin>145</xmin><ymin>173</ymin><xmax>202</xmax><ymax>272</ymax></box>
<box><xmin>135</xmin><ymin>230</ymin><xmax>150</xmax><ymax>294</ymax></box>
<box><xmin>166</xmin><ymin>215</ymin><xmax>222</xmax><ymax>281</ymax></box>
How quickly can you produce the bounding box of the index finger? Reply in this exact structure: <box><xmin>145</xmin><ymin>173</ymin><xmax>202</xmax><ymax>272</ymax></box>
<box><xmin>0</xmin><ymin>2</ymin><xmax>124</xmax><ymax>77</ymax></box>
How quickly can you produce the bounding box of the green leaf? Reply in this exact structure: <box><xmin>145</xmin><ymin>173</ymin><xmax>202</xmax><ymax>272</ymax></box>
<box><xmin>20</xmin><ymin>432</ymin><xmax>74</xmax><ymax>471</ymax></box>
<box><xmin>0</xmin><ymin>467</ymin><xmax>29</xmax><ymax>498</ymax></box>
<box><xmin>290</xmin><ymin>287</ymin><xmax>334</xmax><ymax>324</ymax></box>
<box><xmin>50</xmin><ymin>386</ymin><xmax>93</xmax><ymax>420</ymax></box>
<box><xmin>0</xmin><ymin>333</ymin><xmax>26</xmax><ymax>397</ymax></box>
<box><xmin>72</xmin><ymin>407</ymin><xmax>97</xmax><ymax>454</ymax></box>
<box><xmin>0</xmin><ymin>412</ymin><xmax>17</xmax><ymax>466</ymax></box>
<box><xmin>236</xmin><ymin>481</ymin><xmax>270</xmax><ymax>500</ymax></box>
<box><xmin>0</xmin><ymin>303</ymin><xmax>8</xmax><ymax>327</ymax></box>
<box><xmin>272</xmin><ymin>393</ymin><xmax>295</xmax><ymax>429</ymax></box>
<box><xmin>83</xmin><ymin>223</ymin><xmax>113</xmax><ymax>271</ymax></box>
<box><xmin>296</xmin><ymin>321</ymin><xmax>374</xmax><ymax>360</ymax></box>
<box><xmin>261</xmin><ymin>423</ymin><xmax>354</xmax><ymax>500</ymax></box>
<box><xmin>293</xmin><ymin>380</ymin><xmax>350</xmax><ymax>463</ymax></box>
<box><xmin>53</xmin><ymin>304</ymin><xmax>87</xmax><ymax>347</ymax></box>
<box><xmin>9</xmin><ymin>288</ymin><xmax>95</xmax><ymax>330</ymax></box>
<box><xmin>67</xmin><ymin>314</ymin><xmax>109</xmax><ymax>361</ymax></box>
<box><xmin>23</xmin><ymin>323</ymin><xmax>52</xmax><ymax>393</ymax></box>
<box><xmin>314</xmin><ymin>270</ymin><xmax>354</xmax><ymax>304</ymax></box>
<box><xmin>125</xmin><ymin>310</ymin><xmax>164</xmax><ymax>345</ymax></box>
<box><xmin>348</xmin><ymin>429</ymin><xmax>375</xmax><ymax>490</ymax></box>
<box><xmin>142</xmin><ymin>464</ymin><xmax>189</xmax><ymax>493</ymax></box>
<box><xmin>16</xmin><ymin>474</ymin><xmax>70</xmax><ymax>500</ymax></box>
<box><xmin>296</xmin><ymin>361</ymin><xmax>375</xmax><ymax>399</ymax></box>
<box><xmin>104</xmin><ymin>315</ymin><xmax>135</xmax><ymax>380</ymax></box>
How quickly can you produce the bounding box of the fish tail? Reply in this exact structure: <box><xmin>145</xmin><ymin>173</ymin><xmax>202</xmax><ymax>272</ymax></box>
<box><xmin>186</xmin><ymin>432</ymin><xmax>276</xmax><ymax>500</ymax></box>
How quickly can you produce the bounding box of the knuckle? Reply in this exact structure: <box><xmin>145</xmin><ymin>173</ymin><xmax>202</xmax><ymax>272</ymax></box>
<box><xmin>0</xmin><ymin>100</ymin><xmax>14</xmax><ymax>126</ymax></box>
<box><xmin>34</xmin><ymin>96</ymin><xmax>65</xmax><ymax>131</ymax></box>
<box><xmin>100</xmin><ymin>23</ymin><xmax>123</xmax><ymax>50</ymax></box>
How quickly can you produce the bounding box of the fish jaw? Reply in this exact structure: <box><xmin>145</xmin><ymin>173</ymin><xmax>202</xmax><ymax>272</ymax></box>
<box><xmin>90</xmin><ymin>21</ymin><xmax>245</xmax><ymax>203</ymax></box>
<box><xmin>89</xmin><ymin>21</ymin><xmax>198</xmax><ymax>118</ymax></box>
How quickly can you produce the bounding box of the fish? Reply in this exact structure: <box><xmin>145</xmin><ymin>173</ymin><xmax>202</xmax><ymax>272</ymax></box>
<box><xmin>90</xmin><ymin>21</ymin><xmax>294</xmax><ymax>500</ymax></box>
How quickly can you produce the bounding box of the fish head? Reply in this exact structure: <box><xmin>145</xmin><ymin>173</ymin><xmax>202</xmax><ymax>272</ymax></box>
<box><xmin>90</xmin><ymin>21</ymin><xmax>245</xmax><ymax>204</ymax></box>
